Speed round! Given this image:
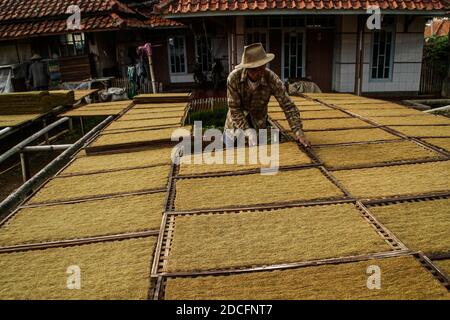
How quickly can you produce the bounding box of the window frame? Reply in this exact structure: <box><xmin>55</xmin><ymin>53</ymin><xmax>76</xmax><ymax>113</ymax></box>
<box><xmin>369</xmin><ymin>16</ymin><xmax>396</xmax><ymax>82</ymax></box>
<box><xmin>281</xmin><ymin>28</ymin><xmax>306</xmax><ymax>81</ymax></box>
<box><xmin>168</xmin><ymin>35</ymin><xmax>188</xmax><ymax>75</ymax></box>
<box><xmin>194</xmin><ymin>35</ymin><xmax>213</xmax><ymax>74</ymax></box>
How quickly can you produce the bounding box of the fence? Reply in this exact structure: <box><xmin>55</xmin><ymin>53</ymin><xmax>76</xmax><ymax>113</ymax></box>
<box><xmin>189</xmin><ymin>97</ymin><xmax>228</xmax><ymax>112</ymax></box>
<box><xmin>420</xmin><ymin>61</ymin><xmax>445</xmax><ymax>95</ymax></box>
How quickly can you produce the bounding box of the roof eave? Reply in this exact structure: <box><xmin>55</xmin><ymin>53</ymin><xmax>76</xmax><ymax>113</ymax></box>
<box><xmin>164</xmin><ymin>9</ymin><xmax>450</xmax><ymax>18</ymax></box>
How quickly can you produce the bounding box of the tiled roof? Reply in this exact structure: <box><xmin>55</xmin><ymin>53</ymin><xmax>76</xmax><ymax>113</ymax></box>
<box><xmin>147</xmin><ymin>14</ymin><xmax>185</xmax><ymax>27</ymax></box>
<box><xmin>0</xmin><ymin>0</ymin><xmax>136</xmax><ymax>22</ymax></box>
<box><xmin>155</xmin><ymin>0</ymin><xmax>450</xmax><ymax>14</ymax></box>
<box><xmin>424</xmin><ymin>18</ymin><xmax>450</xmax><ymax>37</ymax></box>
<box><xmin>0</xmin><ymin>13</ymin><xmax>148</xmax><ymax>40</ymax></box>
<box><xmin>137</xmin><ymin>7</ymin><xmax>185</xmax><ymax>27</ymax></box>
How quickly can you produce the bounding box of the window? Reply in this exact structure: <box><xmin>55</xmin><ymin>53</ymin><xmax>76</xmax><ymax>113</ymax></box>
<box><xmin>370</xmin><ymin>17</ymin><xmax>395</xmax><ymax>80</ymax></box>
<box><xmin>195</xmin><ymin>36</ymin><xmax>213</xmax><ymax>73</ymax></box>
<box><xmin>59</xmin><ymin>33</ymin><xmax>86</xmax><ymax>56</ymax></box>
<box><xmin>283</xmin><ymin>31</ymin><xmax>304</xmax><ymax>79</ymax></box>
<box><xmin>168</xmin><ymin>36</ymin><xmax>187</xmax><ymax>74</ymax></box>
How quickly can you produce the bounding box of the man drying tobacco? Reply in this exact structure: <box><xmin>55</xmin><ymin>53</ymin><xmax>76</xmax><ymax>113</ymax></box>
<box><xmin>224</xmin><ymin>43</ymin><xmax>311</xmax><ymax>148</ymax></box>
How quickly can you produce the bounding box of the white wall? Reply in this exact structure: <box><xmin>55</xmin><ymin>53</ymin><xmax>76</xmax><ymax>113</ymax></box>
<box><xmin>333</xmin><ymin>15</ymin><xmax>425</xmax><ymax>93</ymax></box>
<box><xmin>362</xmin><ymin>16</ymin><xmax>425</xmax><ymax>92</ymax></box>
<box><xmin>333</xmin><ymin>16</ymin><xmax>357</xmax><ymax>92</ymax></box>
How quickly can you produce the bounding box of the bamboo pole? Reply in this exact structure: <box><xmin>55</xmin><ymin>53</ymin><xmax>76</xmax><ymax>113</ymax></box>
<box><xmin>0</xmin><ymin>116</ymin><xmax>113</xmax><ymax>216</ymax></box>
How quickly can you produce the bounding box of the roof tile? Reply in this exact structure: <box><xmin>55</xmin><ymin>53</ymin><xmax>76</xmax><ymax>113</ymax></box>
<box><xmin>156</xmin><ymin>0</ymin><xmax>450</xmax><ymax>14</ymax></box>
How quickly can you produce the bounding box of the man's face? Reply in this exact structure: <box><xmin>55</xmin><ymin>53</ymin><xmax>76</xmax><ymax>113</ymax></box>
<box><xmin>247</xmin><ymin>65</ymin><xmax>265</xmax><ymax>82</ymax></box>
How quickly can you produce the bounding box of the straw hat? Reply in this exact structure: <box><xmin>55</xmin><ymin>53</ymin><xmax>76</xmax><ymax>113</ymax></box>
<box><xmin>235</xmin><ymin>43</ymin><xmax>274</xmax><ymax>69</ymax></box>
<box><xmin>31</xmin><ymin>54</ymin><xmax>42</xmax><ymax>60</ymax></box>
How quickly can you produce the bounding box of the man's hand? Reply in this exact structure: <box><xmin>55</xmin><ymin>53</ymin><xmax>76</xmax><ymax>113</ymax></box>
<box><xmin>297</xmin><ymin>135</ymin><xmax>311</xmax><ymax>148</ymax></box>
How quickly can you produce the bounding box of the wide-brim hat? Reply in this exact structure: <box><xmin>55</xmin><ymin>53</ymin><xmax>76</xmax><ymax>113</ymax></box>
<box><xmin>235</xmin><ymin>43</ymin><xmax>275</xmax><ymax>69</ymax></box>
<box><xmin>31</xmin><ymin>54</ymin><xmax>42</xmax><ymax>60</ymax></box>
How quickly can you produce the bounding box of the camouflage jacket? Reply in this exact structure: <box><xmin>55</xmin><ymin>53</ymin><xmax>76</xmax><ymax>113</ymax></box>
<box><xmin>225</xmin><ymin>67</ymin><xmax>304</xmax><ymax>137</ymax></box>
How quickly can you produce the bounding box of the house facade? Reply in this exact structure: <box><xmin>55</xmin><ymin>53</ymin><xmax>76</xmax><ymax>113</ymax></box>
<box><xmin>1</xmin><ymin>0</ymin><xmax>448</xmax><ymax>94</ymax></box>
<box><xmin>0</xmin><ymin>0</ymin><xmax>192</xmax><ymax>91</ymax></box>
<box><xmin>155</xmin><ymin>0</ymin><xmax>450</xmax><ymax>94</ymax></box>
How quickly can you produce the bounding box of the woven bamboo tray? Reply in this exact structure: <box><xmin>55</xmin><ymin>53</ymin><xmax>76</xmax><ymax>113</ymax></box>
<box><xmin>27</xmin><ymin>165</ymin><xmax>171</xmax><ymax>205</ymax></box>
<box><xmin>0</xmin><ymin>114</ymin><xmax>42</xmax><ymax>127</ymax></box>
<box><xmin>351</xmin><ymin>108</ymin><xmax>426</xmax><ymax>117</ymax></box>
<box><xmin>0</xmin><ymin>193</ymin><xmax>165</xmax><ymax>247</ymax></box>
<box><xmin>0</xmin><ymin>237</ymin><xmax>155</xmax><ymax>299</ymax></box>
<box><xmin>422</xmin><ymin>138</ymin><xmax>450</xmax><ymax>152</ymax></box>
<box><xmin>73</xmin><ymin>89</ymin><xmax>98</xmax><ymax>101</ymax></box>
<box><xmin>165</xmin><ymin>203</ymin><xmax>390</xmax><ymax>273</ymax></box>
<box><xmin>178</xmin><ymin>142</ymin><xmax>313</xmax><ymax>176</ymax></box>
<box><xmin>336</xmin><ymin>104</ymin><xmax>410</xmax><ymax>110</ymax></box>
<box><xmin>304</xmin><ymin>128</ymin><xmax>400</xmax><ymax>145</ymax></box>
<box><xmin>164</xmin><ymin>256</ymin><xmax>449</xmax><ymax>300</ymax></box>
<box><xmin>0</xmin><ymin>91</ymin><xmax>51</xmax><ymax>115</ymax></box>
<box><xmin>118</xmin><ymin>110</ymin><xmax>186</xmax><ymax>121</ymax></box>
<box><xmin>389</xmin><ymin>126</ymin><xmax>450</xmax><ymax>137</ymax></box>
<box><xmin>60</xmin><ymin>147</ymin><xmax>174</xmax><ymax>176</ymax></box>
<box><xmin>174</xmin><ymin>168</ymin><xmax>345</xmax><ymax>211</ymax></box>
<box><xmin>314</xmin><ymin>141</ymin><xmax>442</xmax><ymax>168</ymax></box>
<box><xmin>277</xmin><ymin>118</ymin><xmax>373</xmax><ymax>131</ymax></box>
<box><xmin>369</xmin><ymin>115</ymin><xmax>450</xmax><ymax>126</ymax></box>
<box><xmin>270</xmin><ymin>110</ymin><xmax>350</xmax><ymax>120</ymax></box>
<box><xmin>368</xmin><ymin>198</ymin><xmax>450</xmax><ymax>254</ymax></box>
<box><xmin>333</xmin><ymin>161</ymin><xmax>450</xmax><ymax>199</ymax></box>
<box><xmin>104</xmin><ymin>118</ymin><xmax>182</xmax><ymax>132</ymax></box>
<box><xmin>434</xmin><ymin>260</ymin><xmax>450</xmax><ymax>276</ymax></box>
<box><xmin>87</xmin><ymin>126</ymin><xmax>192</xmax><ymax>153</ymax></box>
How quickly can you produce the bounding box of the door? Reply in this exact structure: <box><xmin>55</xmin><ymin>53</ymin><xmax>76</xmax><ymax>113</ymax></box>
<box><xmin>306</xmin><ymin>29</ymin><xmax>334</xmax><ymax>92</ymax></box>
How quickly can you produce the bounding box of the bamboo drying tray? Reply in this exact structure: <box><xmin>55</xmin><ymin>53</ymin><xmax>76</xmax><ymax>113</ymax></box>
<box><xmin>0</xmin><ymin>114</ymin><xmax>41</xmax><ymax>127</ymax></box>
<box><xmin>422</xmin><ymin>138</ymin><xmax>450</xmax><ymax>152</ymax></box>
<box><xmin>104</xmin><ymin>118</ymin><xmax>182</xmax><ymax>132</ymax></box>
<box><xmin>277</xmin><ymin>118</ymin><xmax>373</xmax><ymax>131</ymax></box>
<box><xmin>164</xmin><ymin>256</ymin><xmax>449</xmax><ymax>300</ymax></box>
<box><xmin>434</xmin><ymin>260</ymin><xmax>450</xmax><ymax>276</ymax></box>
<box><xmin>118</xmin><ymin>110</ymin><xmax>186</xmax><ymax>121</ymax></box>
<box><xmin>304</xmin><ymin>128</ymin><xmax>400</xmax><ymax>145</ymax></box>
<box><xmin>369</xmin><ymin>115</ymin><xmax>450</xmax><ymax>126</ymax></box>
<box><xmin>61</xmin><ymin>147</ymin><xmax>174</xmax><ymax>175</ymax></box>
<box><xmin>73</xmin><ymin>89</ymin><xmax>98</xmax><ymax>101</ymax></box>
<box><xmin>28</xmin><ymin>165</ymin><xmax>171</xmax><ymax>204</ymax></box>
<box><xmin>314</xmin><ymin>141</ymin><xmax>441</xmax><ymax>168</ymax></box>
<box><xmin>351</xmin><ymin>108</ymin><xmax>425</xmax><ymax>117</ymax></box>
<box><xmin>178</xmin><ymin>142</ymin><xmax>313</xmax><ymax>176</ymax></box>
<box><xmin>333</xmin><ymin>161</ymin><xmax>450</xmax><ymax>199</ymax></box>
<box><xmin>0</xmin><ymin>193</ymin><xmax>165</xmax><ymax>247</ymax></box>
<box><xmin>389</xmin><ymin>126</ymin><xmax>450</xmax><ymax>137</ymax></box>
<box><xmin>175</xmin><ymin>168</ymin><xmax>344</xmax><ymax>211</ymax></box>
<box><xmin>88</xmin><ymin>126</ymin><xmax>192</xmax><ymax>152</ymax></box>
<box><xmin>0</xmin><ymin>237</ymin><xmax>155</xmax><ymax>299</ymax></box>
<box><xmin>166</xmin><ymin>203</ymin><xmax>390</xmax><ymax>272</ymax></box>
<box><xmin>368</xmin><ymin>198</ymin><xmax>450</xmax><ymax>254</ymax></box>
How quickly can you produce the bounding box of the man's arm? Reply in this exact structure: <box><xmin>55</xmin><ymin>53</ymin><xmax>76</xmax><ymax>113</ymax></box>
<box><xmin>269</xmin><ymin>71</ymin><xmax>306</xmax><ymax>139</ymax></box>
<box><xmin>227</xmin><ymin>75</ymin><xmax>250</xmax><ymax>130</ymax></box>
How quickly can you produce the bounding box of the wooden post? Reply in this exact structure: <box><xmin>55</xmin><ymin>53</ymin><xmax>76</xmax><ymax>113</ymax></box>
<box><xmin>147</xmin><ymin>54</ymin><xmax>157</xmax><ymax>94</ymax></box>
<box><xmin>20</xmin><ymin>152</ymin><xmax>31</xmax><ymax>183</ymax></box>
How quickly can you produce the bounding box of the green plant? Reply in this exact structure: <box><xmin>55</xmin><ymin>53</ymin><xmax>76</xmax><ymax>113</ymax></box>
<box><xmin>423</xmin><ymin>35</ymin><xmax>449</xmax><ymax>77</ymax></box>
<box><xmin>188</xmin><ymin>107</ymin><xmax>228</xmax><ymax>131</ymax></box>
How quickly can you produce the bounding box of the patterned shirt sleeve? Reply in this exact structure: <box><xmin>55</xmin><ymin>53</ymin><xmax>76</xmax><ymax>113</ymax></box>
<box><xmin>268</xmin><ymin>70</ymin><xmax>304</xmax><ymax>137</ymax></box>
<box><xmin>227</xmin><ymin>72</ymin><xmax>250</xmax><ymax>131</ymax></box>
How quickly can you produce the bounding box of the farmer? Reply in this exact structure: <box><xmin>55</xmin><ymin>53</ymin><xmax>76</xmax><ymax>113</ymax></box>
<box><xmin>224</xmin><ymin>43</ymin><xmax>311</xmax><ymax>148</ymax></box>
<box><xmin>28</xmin><ymin>54</ymin><xmax>50</xmax><ymax>91</ymax></box>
